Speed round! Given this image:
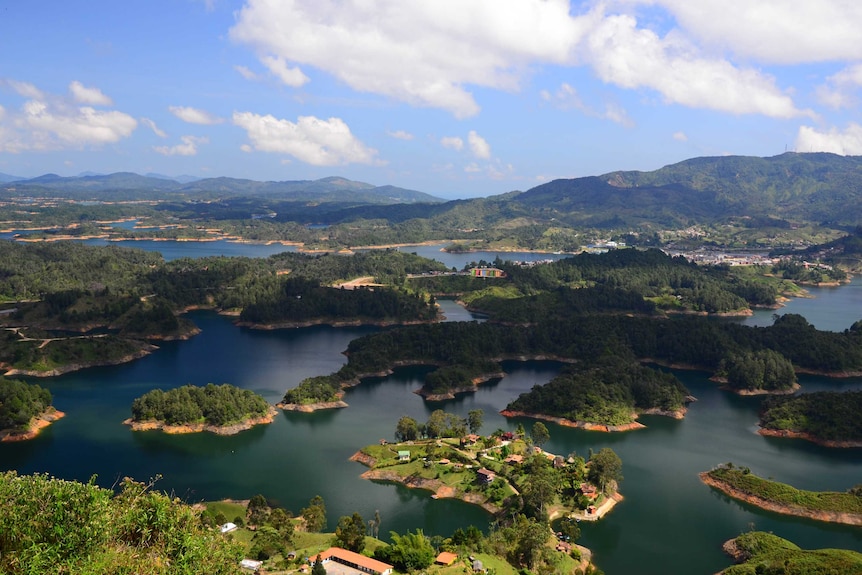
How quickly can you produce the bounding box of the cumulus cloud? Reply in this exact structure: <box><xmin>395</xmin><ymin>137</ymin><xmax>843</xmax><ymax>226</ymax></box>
<box><xmin>672</xmin><ymin>131</ymin><xmax>688</xmax><ymax>141</ymax></box>
<box><xmin>440</xmin><ymin>136</ymin><xmax>464</xmax><ymax>151</ymax></box>
<box><xmin>387</xmin><ymin>130</ymin><xmax>414</xmax><ymax>141</ymax></box>
<box><xmin>468</xmin><ymin>130</ymin><xmax>491</xmax><ymax>159</ymax></box>
<box><xmin>0</xmin><ymin>80</ymin><xmax>136</xmax><ymax>152</ymax></box>
<box><xmin>652</xmin><ymin>0</ymin><xmax>862</xmax><ymax>64</ymax></box>
<box><xmin>230</xmin><ymin>0</ymin><xmax>588</xmax><ymax>118</ymax></box>
<box><xmin>68</xmin><ymin>81</ymin><xmax>112</xmax><ymax>106</ymax></box>
<box><xmin>585</xmin><ymin>13</ymin><xmax>808</xmax><ymax>119</ymax></box>
<box><xmin>140</xmin><ymin>117</ymin><xmax>167</xmax><ymax>138</ymax></box>
<box><xmin>232</xmin><ymin>111</ymin><xmax>381</xmax><ymax>166</ymax></box>
<box><xmin>261</xmin><ymin>55</ymin><xmax>310</xmax><ymax>87</ymax></box>
<box><xmin>153</xmin><ymin>135</ymin><xmax>208</xmax><ymax>156</ymax></box>
<box><xmin>229</xmin><ymin>0</ymin><xmax>813</xmax><ymax>120</ymax></box>
<box><xmin>795</xmin><ymin>124</ymin><xmax>862</xmax><ymax>155</ymax></box>
<box><xmin>169</xmin><ymin>106</ymin><xmax>223</xmax><ymax>125</ymax></box>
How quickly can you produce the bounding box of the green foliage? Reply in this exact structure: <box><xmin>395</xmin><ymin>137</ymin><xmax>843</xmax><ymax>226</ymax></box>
<box><xmin>395</xmin><ymin>415</ymin><xmax>420</xmax><ymax>441</ymax></box>
<box><xmin>760</xmin><ymin>391</ymin><xmax>862</xmax><ymax>442</ymax></box>
<box><xmin>0</xmin><ymin>377</ymin><xmax>52</xmax><ymax>430</ymax></box>
<box><xmin>707</xmin><ymin>466</ymin><xmax>862</xmax><ymax>514</ymax></box>
<box><xmin>300</xmin><ymin>495</ymin><xmax>327</xmax><ymax>533</ymax></box>
<box><xmin>130</xmin><ymin>383</ymin><xmax>270</xmax><ymax>427</ymax></box>
<box><xmin>720</xmin><ymin>532</ymin><xmax>862</xmax><ymax>575</ymax></box>
<box><xmin>720</xmin><ymin>349</ymin><xmax>797</xmax><ymax>392</ymax></box>
<box><xmin>531</xmin><ymin>421</ymin><xmax>550</xmax><ymax>447</ymax></box>
<box><xmin>468</xmin><ymin>409</ymin><xmax>484</xmax><ymax>434</ymax></box>
<box><xmin>373</xmin><ymin>529</ymin><xmax>436</xmax><ymax>572</ymax></box>
<box><xmin>333</xmin><ymin>512</ymin><xmax>366</xmax><ymax>553</ymax></box>
<box><xmin>588</xmin><ymin>448</ymin><xmax>623</xmax><ymax>495</ymax></box>
<box><xmin>312</xmin><ymin>554</ymin><xmax>327</xmax><ymax>575</ymax></box>
<box><xmin>0</xmin><ymin>472</ymin><xmax>242</xmax><ymax>575</ymax></box>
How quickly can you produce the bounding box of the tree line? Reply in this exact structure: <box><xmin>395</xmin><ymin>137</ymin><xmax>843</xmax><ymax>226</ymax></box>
<box><xmin>130</xmin><ymin>383</ymin><xmax>270</xmax><ymax>427</ymax></box>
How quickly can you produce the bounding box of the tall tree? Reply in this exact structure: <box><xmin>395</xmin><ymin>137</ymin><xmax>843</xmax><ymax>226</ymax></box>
<box><xmin>395</xmin><ymin>415</ymin><xmax>419</xmax><ymax>442</ymax></box>
<box><xmin>311</xmin><ymin>554</ymin><xmax>326</xmax><ymax>575</ymax></box>
<box><xmin>531</xmin><ymin>421</ymin><xmax>550</xmax><ymax>448</ymax></box>
<box><xmin>467</xmin><ymin>409</ymin><xmax>484</xmax><ymax>434</ymax></box>
<box><xmin>300</xmin><ymin>495</ymin><xmax>326</xmax><ymax>533</ymax></box>
<box><xmin>334</xmin><ymin>512</ymin><xmax>366</xmax><ymax>553</ymax></box>
<box><xmin>588</xmin><ymin>448</ymin><xmax>623</xmax><ymax>494</ymax></box>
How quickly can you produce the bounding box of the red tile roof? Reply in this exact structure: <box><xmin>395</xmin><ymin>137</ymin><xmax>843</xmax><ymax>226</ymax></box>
<box><xmin>319</xmin><ymin>547</ymin><xmax>393</xmax><ymax>574</ymax></box>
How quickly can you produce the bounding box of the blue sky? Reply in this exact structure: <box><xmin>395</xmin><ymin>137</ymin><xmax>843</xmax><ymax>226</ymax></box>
<box><xmin>1</xmin><ymin>1</ymin><xmax>860</xmax><ymax>198</ymax></box>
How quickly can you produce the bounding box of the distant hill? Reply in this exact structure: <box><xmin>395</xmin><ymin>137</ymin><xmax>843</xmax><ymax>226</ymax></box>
<box><xmin>3</xmin><ymin>172</ymin><xmax>443</xmax><ymax>204</ymax></box>
<box><xmin>0</xmin><ymin>172</ymin><xmax>24</xmax><ymax>183</ymax></box>
<box><xmin>511</xmin><ymin>153</ymin><xmax>862</xmax><ymax>228</ymax></box>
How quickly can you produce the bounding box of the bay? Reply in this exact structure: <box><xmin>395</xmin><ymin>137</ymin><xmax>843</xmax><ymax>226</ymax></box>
<box><xmin>2</xmin><ymin>238</ymin><xmax>862</xmax><ymax>574</ymax></box>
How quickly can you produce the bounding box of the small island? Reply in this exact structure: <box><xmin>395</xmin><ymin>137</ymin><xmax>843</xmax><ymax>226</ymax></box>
<box><xmin>718</xmin><ymin>531</ymin><xmax>862</xmax><ymax>575</ymax></box>
<box><xmin>125</xmin><ymin>383</ymin><xmax>277</xmax><ymax>435</ymax></box>
<box><xmin>757</xmin><ymin>390</ymin><xmax>862</xmax><ymax>447</ymax></box>
<box><xmin>712</xmin><ymin>349</ymin><xmax>799</xmax><ymax>395</ymax></box>
<box><xmin>0</xmin><ymin>377</ymin><xmax>64</xmax><ymax>442</ymax></box>
<box><xmin>352</xmin><ymin>411</ymin><xmax>623</xmax><ymax>522</ymax></box>
<box><xmin>701</xmin><ymin>464</ymin><xmax>862</xmax><ymax>526</ymax></box>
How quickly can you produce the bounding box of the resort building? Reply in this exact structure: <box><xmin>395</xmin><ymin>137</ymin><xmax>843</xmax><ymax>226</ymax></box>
<box><xmin>319</xmin><ymin>547</ymin><xmax>394</xmax><ymax>575</ymax></box>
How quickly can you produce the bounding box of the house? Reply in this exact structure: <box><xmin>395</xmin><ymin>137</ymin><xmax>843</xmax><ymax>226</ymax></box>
<box><xmin>462</xmin><ymin>433</ymin><xmax>481</xmax><ymax>445</ymax></box>
<box><xmin>476</xmin><ymin>468</ymin><xmax>496</xmax><ymax>484</ymax></box>
<box><xmin>580</xmin><ymin>483</ymin><xmax>598</xmax><ymax>499</ymax></box>
<box><xmin>504</xmin><ymin>454</ymin><xmax>523</xmax><ymax>465</ymax></box>
<box><xmin>220</xmin><ymin>522</ymin><xmax>238</xmax><ymax>533</ymax></box>
<box><xmin>435</xmin><ymin>551</ymin><xmax>458</xmax><ymax>566</ymax></box>
<box><xmin>470</xmin><ymin>267</ymin><xmax>506</xmax><ymax>278</ymax></box>
<box><xmin>240</xmin><ymin>558</ymin><xmax>263</xmax><ymax>571</ymax></box>
<box><xmin>319</xmin><ymin>546</ymin><xmax>394</xmax><ymax>575</ymax></box>
<box><xmin>398</xmin><ymin>450</ymin><xmax>410</xmax><ymax>462</ymax></box>
<box><xmin>556</xmin><ymin>541</ymin><xmax>573</xmax><ymax>554</ymax></box>
<box><xmin>472</xmin><ymin>558</ymin><xmax>486</xmax><ymax>572</ymax></box>
<box><xmin>501</xmin><ymin>431</ymin><xmax>515</xmax><ymax>441</ymax></box>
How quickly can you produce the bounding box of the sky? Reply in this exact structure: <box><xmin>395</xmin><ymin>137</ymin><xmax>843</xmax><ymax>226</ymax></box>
<box><xmin>1</xmin><ymin>1</ymin><xmax>861</xmax><ymax>199</ymax></box>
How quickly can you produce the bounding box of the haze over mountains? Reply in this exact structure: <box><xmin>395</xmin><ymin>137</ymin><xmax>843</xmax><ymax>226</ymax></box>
<box><xmin>3</xmin><ymin>152</ymin><xmax>862</xmax><ymax>230</ymax></box>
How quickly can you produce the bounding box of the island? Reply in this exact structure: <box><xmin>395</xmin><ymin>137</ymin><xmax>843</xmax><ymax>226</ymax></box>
<box><xmin>351</xmin><ymin>415</ymin><xmax>623</xmax><ymax>523</ymax></box>
<box><xmin>125</xmin><ymin>383</ymin><xmax>277</xmax><ymax>435</ymax></box>
<box><xmin>700</xmin><ymin>464</ymin><xmax>862</xmax><ymax>526</ymax></box>
<box><xmin>718</xmin><ymin>531</ymin><xmax>862</xmax><ymax>575</ymax></box>
<box><xmin>757</xmin><ymin>390</ymin><xmax>862</xmax><ymax>447</ymax></box>
<box><xmin>0</xmin><ymin>377</ymin><xmax>64</xmax><ymax>442</ymax></box>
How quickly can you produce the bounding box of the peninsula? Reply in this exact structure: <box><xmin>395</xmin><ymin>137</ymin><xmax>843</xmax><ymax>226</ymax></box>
<box><xmin>125</xmin><ymin>383</ymin><xmax>276</xmax><ymax>436</ymax></box>
<box><xmin>718</xmin><ymin>531</ymin><xmax>862</xmax><ymax>574</ymax></box>
<box><xmin>0</xmin><ymin>378</ymin><xmax>64</xmax><ymax>442</ymax></box>
<box><xmin>701</xmin><ymin>465</ymin><xmax>862</xmax><ymax>526</ymax></box>
<box><xmin>757</xmin><ymin>390</ymin><xmax>862</xmax><ymax>447</ymax></box>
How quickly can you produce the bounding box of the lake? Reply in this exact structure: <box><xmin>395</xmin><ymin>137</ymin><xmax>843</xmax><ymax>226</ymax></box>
<box><xmin>2</xmin><ymin>241</ymin><xmax>862</xmax><ymax>575</ymax></box>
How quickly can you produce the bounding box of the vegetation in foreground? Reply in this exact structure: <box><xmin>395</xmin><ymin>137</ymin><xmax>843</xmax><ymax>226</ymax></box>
<box><xmin>759</xmin><ymin>390</ymin><xmax>862</xmax><ymax>443</ymax></box>
<box><xmin>704</xmin><ymin>464</ymin><xmax>862</xmax><ymax>518</ymax></box>
<box><xmin>0</xmin><ymin>471</ymin><xmax>242</xmax><ymax>575</ymax></box>
<box><xmin>130</xmin><ymin>383</ymin><xmax>271</xmax><ymax>428</ymax></box>
<box><xmin>720</xmin><ymin>531</ymin><xmax>862</xmax><ymax>575</ymax></box>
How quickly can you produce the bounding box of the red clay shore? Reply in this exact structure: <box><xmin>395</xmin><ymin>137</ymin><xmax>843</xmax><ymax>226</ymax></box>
<box><xmin>124</xmin><ymin>406</ymin><xmax>279</xmax><ymax>435</ymax></box>
<box><xmin>0</xmin><ymin>408</ymin><xmax>66</xmax><ymax>442</ymax></box>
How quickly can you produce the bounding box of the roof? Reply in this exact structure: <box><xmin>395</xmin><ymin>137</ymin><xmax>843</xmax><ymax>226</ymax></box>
<box><xmin>240</xmin><ymin>558</ymin><xmax>263</xmax><ymax>570</ymax></box>
<box><xmin>320</xmin><ymin>547</ymin><xmax>393</xmax><ymax>575</ymax></box>
<box><xmin>435</xmin><ymin>551</ymin><xmax>458</xmax><ymax>565</ymax></box>
<box><xmin>220</xmin><ymin>522</ymin><xmax>237</xmax><ymax>533</ymax></box>
<box><xmin>398</xmin><ymin>450</ymin><xmax>410</xmax><ymax>456</ymax></box>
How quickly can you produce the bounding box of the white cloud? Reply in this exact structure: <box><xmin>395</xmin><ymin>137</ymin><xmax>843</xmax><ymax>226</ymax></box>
<box><xmin>234</xmin><ymin>65</ymin><xmax>260</xmax><ymax>81</ymax></box>
<box><xmin>440</xmin><ymin>136</ymin><xmax>464</xmax><ymax>151</ymax></box>
<box><xmin>673</xmin><ymin>131</ymin><xmax>688</xmax><ymax>141</ymax></box>
<box><xmin>541</xmin><ymin>83</ymin><xmax>634</xmax><ymax>126</ymax></box>
<box><xmin>140</xmin><ymin>117</ymin><xmax>167</xmax><ymax>138</ymax></box>
<box><xmin>585</xmin><ymin>13</ymin><xmax>808</xmax><ymax>119</ymax></box>
<box><xmin>652</xmin><ymin>0</ymin><xmax>862</xmax><ymax>64</ymax></box>
<box><xmin>229</xmin><ymin>0</ymin><xmax>810</xmax><ymax>120</ymax></box>
<box><xmin>0</xmin><ymin>81</ymin><xmax>137</xmax><ymax>152</ymax></box>
<box><xmin>387</xmin><ymin>130</ymin><xmax>414</xmax><ymax>141</ymax></box>
<box><xmin>468</xmin><ymin>130</ymin><xmax>491</xmax><ymax>159</ymax></box>
<box><xmin>232</xmin><ymin>111</ymin><xmax>381</xmax><ymax>166</ymax></box>
<box><xmin>795</xmin><ymin>124</ymin><xmax>862</xmax><ymax>155</ymax></box>
<box><xmin>261</xmin><ymin>55</ymin><xmax>310</xmax><ymax>87</ymax></box>
<box><xmin>816</xmin><ymin>64</ymin><xmax>862</xmax><ymax>109</ymax></box>
<box><xmin>153</xmin><ymin>135</ymin><xmax>208</xmax><ymax>156</ymax></box>
<box><xmin>169</xmin><ymin>106</ymin><xmax>223</xmax><ymax>125</ymax></box>
<box><xmin>230</xmin><ymin>0</ymin><xmax>588</xmax><ymax>118</ymax></box>
<box><xmin>68</xmin><ymin>81</ymin><xmax>112</xmax><ymax>106</ymax></box>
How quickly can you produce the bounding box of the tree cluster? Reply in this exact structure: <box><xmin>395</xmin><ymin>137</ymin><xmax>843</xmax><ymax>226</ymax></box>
<box><xmin>0</xmin><ymin>378</ymin><xmax>52</xmax><ymax>430</ymax></box>
<box><xmin>130</xmin><ymin>383</ymin><xmax>270</xmax><ymax>427</ymax></box>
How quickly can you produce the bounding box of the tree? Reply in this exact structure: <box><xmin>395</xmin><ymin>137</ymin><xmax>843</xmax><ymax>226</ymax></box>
<box><xmin>395</xmin><ymin>415</ymin><xmax>419</xmax><ymax>442</ymax></box>
<box><xmin>373</xmin><ymin>529</ymin><xmax>435</xmax><ymax>572</ymax></box>
<box><xmin>334</xmin><ymin>512</ymin><xmax>366</xmax><ymax>553</ymax></box>
<box><xmin>312</xmin><ymin>554</ymin><xmax>326</xmax><ymax>575</ymax></box>
<box><xmin>467</xmin><ymin>409</ymin><xmax>484</xmax><ymax>434</ymax></box>
<box><xmin>300</xmin><ymin>495</ymin><xmax>326</xmax><ymax>533</ymax></box>
<box><xmin>588</xmin><ymin>448</ymin><xmax>623</xmax><ymax>494</ymax></box>
<box><xmin>250</xmin><ymin>525</ymin><xmax>286</xmax><ymax>560</ymax></box>
<box><xmin>247</xmin><ymin>493</ymin><xmax>270</xmax><ymax>526</ymax></box>
<box><xmin>531</xmin><ymin>421</ymin><xmax>550</xmax><ymax>448</ymax></box>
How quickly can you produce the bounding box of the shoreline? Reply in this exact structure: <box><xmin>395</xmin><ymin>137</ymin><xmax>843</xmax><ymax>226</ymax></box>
<box><xmin>499</xmin><ymin>406</ymin><xmax>688</xmax><ymax>432</ymax></box>
<box><xmin>3</xmin><ymin>345</ymin><xmax>158</xmax><ymax>377</ymax></box>
<box><xmin>123</xmin><ymin>406</ymin><xmax>278</xmax><ymax>435</ymax></box>
<box><xmin>277</xmin><ymin>399</ymin><xmax>349</xmax><ymax>412</ymax></box>
<box><xmin>0</xmin><ymin>407</ymin><xmax>66</xmax><ymax>442</ymax></box>
<box><xmin>699</xmin><ymin>471</ymin><xmax>862</xmax><ymax>526</ymax></box>
<box><xmin>757</xmin><ymin>427</ymin><xmax>862</xmax><ymax>448</ymax></box>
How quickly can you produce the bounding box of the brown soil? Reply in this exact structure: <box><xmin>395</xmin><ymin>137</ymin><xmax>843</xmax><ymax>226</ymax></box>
<box><xmin>0</xmin><ymin>408</ymin><xmax>66</xmax><ymax>442</ymax></box>
<box><xmin>124</xmin><ymin>406</ymin><xmax>278</xmax><ymax>435</ymax></box>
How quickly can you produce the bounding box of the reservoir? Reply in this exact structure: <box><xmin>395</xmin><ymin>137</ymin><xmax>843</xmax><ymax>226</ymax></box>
<box><xmin>2</xmin><ymin>241</ymin><xmax>861</xmax><ymax>574</ymax></box>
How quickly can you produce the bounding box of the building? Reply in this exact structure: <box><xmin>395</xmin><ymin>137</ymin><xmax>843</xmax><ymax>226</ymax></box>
<box><xmin>469</xmin><ymin>267</ymin><xmax>506</xmax><ymax>278</ymax></box>
<box><xmin>435</xmin><ymin>551</ymin><xmax>458</xmax><ymax>566</ymax></box>
<box><xmin>397</xmin><ymin>450</ymin><xmax>410</xmax><ymax>462</ymax></box>
<box><xmin>240</xmin><ymin>559</ymin><xmax>263</xmax><ymax>571</ymax></box>
<box><xmin>319</xmin><ymin>547</ymin><xmax>394</xmax><ymax>575</ymax></box>
<box><xmin>476</xmin><ymin>468</ymin><xmax>496</xmax><ymax>484</ymax></box>
<box><xmin>220</xmin><ymin>522</ymin><xmax>238</xmax><ymax>533</ymax></box>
